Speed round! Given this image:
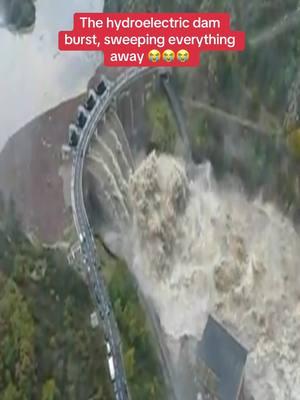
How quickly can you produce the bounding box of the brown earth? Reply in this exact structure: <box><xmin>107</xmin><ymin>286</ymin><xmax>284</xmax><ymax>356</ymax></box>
<box><xmin>0</xmin><ymin>66</ymin><xmax>148</xmax><ymax>243</ymax></box>
<box><xmin>0</xmin><ymin>94</ymin><xmax>84</xmax><ymax>243</ymax></box>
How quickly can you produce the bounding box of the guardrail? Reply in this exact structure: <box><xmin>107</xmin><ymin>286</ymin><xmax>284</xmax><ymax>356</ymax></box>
<box><xmin>70</xmin><ymin>67</ymin><xmax>169</xmax><ymax>400</ymax></box>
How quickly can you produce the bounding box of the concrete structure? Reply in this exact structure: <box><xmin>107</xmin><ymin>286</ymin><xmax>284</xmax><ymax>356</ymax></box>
<box><xmin>61</xmin><ymin>144</ymin><xmax>71</xmax><ymax>160</ymax></box>
<box><xmin>71</xmin><ymin>67</ymin><xmax>171</xmax><ymax>400</ymax></box>
<box><xmin>197</xmin><ymin>315</ymin><xmax>248</xmax><ymax>400</ymax></box>
<box><xmin>90</xmin><ymin>311</ymin><xmax>99</xmax><ymax>328</ymax></box>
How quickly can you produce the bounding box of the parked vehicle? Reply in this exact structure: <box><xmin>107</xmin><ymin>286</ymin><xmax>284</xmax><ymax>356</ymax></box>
<box><xmin>85</xmin><ymin>89</ymin><xmax>97</xmax><ymax>111</ymax></box>
<box><xmin>76</xmin><ymin>106</ymin><xmax>88</xmax><ymax>128</ymax></box>
<box><xmin>105</xmin><ymin>340</ymin><xmax>112</xmax><ymax>355</ymax></box>
<box><xmin>79</xmin><ymin>232</ymin><xmax>85</xmax><ymax>243</ymax></box>
<box><xmin>108</xmin><ymin>355</ymin><xmax>115</xmax><ymax>382</ymax></box>
<box><xmin>68</xmin><ymin>124</ymin><xmax>79</xmax><ymax>147</ymax></box>
<box><xmin>96</xmin><ymin>80</ymin><xmax>107</xmax><ymax>96</ymax></box>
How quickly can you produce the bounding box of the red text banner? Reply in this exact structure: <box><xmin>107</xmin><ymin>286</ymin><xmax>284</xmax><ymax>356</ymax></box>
<box><xmin>58</xmin><ymin>13</ymin><xmax>246</xmax><ymax>67</ymax></box>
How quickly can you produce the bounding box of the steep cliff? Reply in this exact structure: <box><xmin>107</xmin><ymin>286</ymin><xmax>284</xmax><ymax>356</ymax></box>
<box><xmin>0</xmin><ymin>94</ymin><xmax>84</xmax><ymax>243</ymax></box>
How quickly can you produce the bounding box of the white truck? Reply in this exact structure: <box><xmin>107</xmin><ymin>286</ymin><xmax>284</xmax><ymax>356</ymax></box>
<box><xmin>79</xmin><ymin>232</ymin><xmax>85</xmax><ymax>243</ymax></box>
<box><xmin>108</xmin><ymin>355</ymin><xmax>115</xmax><ymax>382</ymax></box>
<box><xmin>106</xmin><ymin>340</ymin><xmax>112</xmax><ymax>355</ymax></box>
<box><xmin>105</xmin><ymin>340</ymin><xmax>115</xmax><ymax>381</ymax></box>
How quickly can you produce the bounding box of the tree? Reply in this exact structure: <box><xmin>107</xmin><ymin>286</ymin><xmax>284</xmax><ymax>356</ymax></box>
<box><xmin>147</xmin><ymin>95</ymin><xmax>177</xmax><ymax>154</ymax></box>
<box><xmin>41</xmin><ymin>379</ymin><xmax>57</xmax><ymax>400</ymax></box>
<box><xmin>288</xmin><ymin>128</ymin><xmax>300</xmax><ymax>159</ymax></box>
<box><xmin>104</xmin><ymin>253</ymin><xmax>166</xmax><ymax>399</ymax></box>
<box><xmin>2</xmin><ymin>382</ymin><xmax>19</xmax><ymax>400</ymax></box>
<box><xmin>124</xmin><ymin>348</ymin><xmax>135</xmax><ymax>380</ymax></box>
<box><xmin>12</xmin><ymin>254</ymin><xmax>28</xmax><ymax>283</ymax></box>
<box><xmin>0</xmin><ymin>277</ymin><xmax>35</xmax><ymax>398</ymax></box>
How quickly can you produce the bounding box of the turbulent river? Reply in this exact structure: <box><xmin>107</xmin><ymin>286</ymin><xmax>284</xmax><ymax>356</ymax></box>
<box><xmin>86</xmin><ymin>88</ymin><xmax>300</xmax><ymax>400</ymax></box>
<box><xmin>123</xmin><ymin>152</ymin><xmax>300</xmax><ymax>400</ymax></box>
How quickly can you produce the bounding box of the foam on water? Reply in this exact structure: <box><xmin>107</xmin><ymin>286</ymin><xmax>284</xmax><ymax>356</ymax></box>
<box><xmin>88</xmin><ymin>124</ymin><xmax>300</xmax><ymax>398</ymax></box>
<box><xmin>127</xmin><ymin>152</ymin><xmax>300</xmax><ymax>399</ymax></box>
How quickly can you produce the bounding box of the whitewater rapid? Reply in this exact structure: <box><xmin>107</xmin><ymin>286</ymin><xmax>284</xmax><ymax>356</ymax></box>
<box><xmin>126</xmin><ymin>152</ymin><xmax>300</xmax><ymax>400</ymax></box>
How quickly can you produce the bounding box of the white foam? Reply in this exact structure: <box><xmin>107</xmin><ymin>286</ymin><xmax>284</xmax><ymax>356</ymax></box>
<box><xmin>127</xmin><ymin>152</ymin><xmax>300</xmax><ymax>399</ymax></box>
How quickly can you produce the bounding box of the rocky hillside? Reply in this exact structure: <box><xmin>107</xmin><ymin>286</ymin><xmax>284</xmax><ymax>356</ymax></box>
<box><xmin>0</xmin><ymin>65</ymin><xmax>148</xmax><ymax>244</ymax></box>
<box><xmin>0</xmin><ymin>94</ymin><xmax>84</xmax><ymax>243</ymax></box>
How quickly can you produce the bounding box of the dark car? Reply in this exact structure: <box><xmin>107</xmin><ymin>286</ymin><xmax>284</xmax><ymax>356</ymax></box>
<box><xmin>96</xmin><ymin>80</ymin><xmax>107</xmax><ymax>96</ymax></box>
<box><xmin>68</xmin><ymin>125</ymin><xmax>78</xmax><ymax>147</ymax></box>
<box><xmin>106</xmin><ymin>305</ymin><xmax>111</xmax><ymax>316</ymax></box>
<box><xmin>76</xmin><ymin>110</ymin><xmax>87</xmax><ymax>129</ymax></box>
<box><xmin>95</xmin><ymin>291</ymin><xmax>101</xmax><ymax>305</ymax></box>
<box><xmin>85</xmin><ymin>92</ymin><xmax>96</xmax><ymax>111</ymax></box>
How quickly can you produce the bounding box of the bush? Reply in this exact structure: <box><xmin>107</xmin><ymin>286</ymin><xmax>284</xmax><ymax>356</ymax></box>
<box><xmin>99</xmin><ymin>242</ymin><xmax>166</xmax><ymax>400</ymax></box>
<box><xmin>0</xmin><ymin>228</ymin><xmax>113</xmax><ymax>400</ymax></box>
<box><xmin>288</xmin><ymin>128</ymin><xmax>300</xmax><ymax>159</ymax></box>
<box><xmin>146</xmin><ymin>94</ymin><xmax>177</xmax><ymax>154</ymax></box>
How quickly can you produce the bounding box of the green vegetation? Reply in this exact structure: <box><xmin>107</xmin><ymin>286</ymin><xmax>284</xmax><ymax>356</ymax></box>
<box><xmin>104</xmin><ymin>0</ymin><xmax>194</xmax><ymax>12</ymax></box>
<box><xmin>98</xmin><ymin>239</ymin><xmax>166</xmax><ymax>400</ymax></box>
<box><xmin>105</xmin><ymin>0</ymin><xmax>300</xmax><ymax>231</ymax></box>
<box><xmin>287</xmin><ymin>128</ymin><xmax>300</xmax><ymax>159</ymax></box>
<box><xmin>0</xmin><ymin>219</ymin><xmax>113</xmax><ymax>400</ymax></box>
<box><xmin>171</xmin><ymin>0</ymin><xmax>300</xmax><ymax>220</ymax></box>
<box><xmin>189</xmin><ymin>112</ymin><xmax>215</xmax><ymax>160</ymax></box>
<box><xmin>146</xmin><ymin>93</ymin><xmax>177</xmax><ymax>154</ymax></box>
<box><xmin>0</xmin><ymin>200</ymin><xmax>166</xmax><ymax>400</ymax></box>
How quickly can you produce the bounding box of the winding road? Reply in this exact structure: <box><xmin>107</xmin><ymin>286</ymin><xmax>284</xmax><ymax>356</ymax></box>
<box><xmin>71</xmin><ymin>67</ymin><xmax>170</xmax><ymax>400</ymax></box>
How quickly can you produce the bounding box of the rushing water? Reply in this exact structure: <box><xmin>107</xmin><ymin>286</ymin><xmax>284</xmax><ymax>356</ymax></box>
<box><xmin>89</xmin><ymin>114</ymin><xmax>300</xmax><ymax>398</ymax></box>
<box><xmin>127</xmin><ymin>152</ymin><xmax>300</xmax><ymax>400</ymax></box>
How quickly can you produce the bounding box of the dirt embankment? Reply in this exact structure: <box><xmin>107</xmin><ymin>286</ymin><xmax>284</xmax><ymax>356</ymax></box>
<box><xmin>0</xmin><ymin>94</ymin><xmax>84</xmax><ymax>243</ymax></box>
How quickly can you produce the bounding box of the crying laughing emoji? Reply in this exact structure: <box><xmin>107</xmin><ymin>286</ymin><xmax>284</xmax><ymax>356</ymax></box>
<box><xmin>148</xmin><ymin>49</ymin><xmax>161</xmax><ymax>63</ymax></box>
<box><xmin>177</xmin><ymin>49</ymin><xmax>190</xmax><ymax>63</ymax></box>
<box><xmin>162</xmin><ymin>49</ymin><xmax>175</xmax><ymax>62</ymax></box>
